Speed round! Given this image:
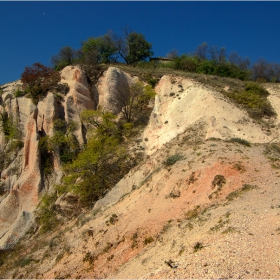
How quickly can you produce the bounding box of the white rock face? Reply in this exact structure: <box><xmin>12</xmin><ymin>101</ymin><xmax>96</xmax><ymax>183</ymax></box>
<box><xmin>143</xmin><ymin>76</ymin><xmax>273</xmax><ymax>155</ymax></box>
<box><xmin>61</xmin><ymin>66</ymin><xmax>95</xmax><ymax>144</ymax></box>
<box><xmin>37</xmin><ymin>92</ymin><xmax>59</xmax><ymax>137</ymax></box>
<box><xmin>97</xmin><ymin>67</ymin><xmax>137</xmax><ymax>114</ymax></box>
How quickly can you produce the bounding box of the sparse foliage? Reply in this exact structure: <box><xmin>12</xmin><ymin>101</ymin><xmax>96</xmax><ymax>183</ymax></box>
<box><xmin>119</xmin><ymin>82</ymin><xmax>156</xmax><ymax>123</ymax></box>
<box><xmin>193</xmin><ymin>241</ymin><xmax>204</xmax><ymax>252</ymax></box>
<box><xmin>166</xmin><ymin>49</ymin><xmax>178</xmax><ymax>60</ymax></box>
<box><xmin>59</xmin><ymin>109</ymin><xmax>135</xmax><ymax>208</ymax></box>
<box><xmin>51</xmin><ymin>46</ymin><xmax>79</xmax><ymax>70</ymax></box>
<box><xmin>21</xmin><ymin>62</ymin><xmax>60</xmax><ymax>104</ymax></box>
<box><xmin>164</xmin><ymin>153</ymin><xmax>184</xmax><ymax>166</ymax></box>
<box><xmin>37</xmin><ymin>192</ymin><xmax>59</xmax><ymax>233</ymax></box>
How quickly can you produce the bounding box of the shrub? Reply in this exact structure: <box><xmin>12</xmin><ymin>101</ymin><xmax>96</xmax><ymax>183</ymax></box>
<box><xmin>211</xmin><ymin>175</ymin><xmax>226</xmax><ymax>189</ymax></box>
<box><xmin>21</xmin><ymin>62</ymin><xmax>60</xmax><ymax>104</ymax></box>
<box><xmin>143</xmin><ymin>236</ymin><xmax>154</xmax><ymax>245</ymax></box>
<box><xmin>229</xmin><ymin>138</ymin><xmax>251</xmax><ymax>147</ymax></box>
<box><xmin>164</xmin><ymin>153</ymin><xmax>184</xmax><ymax>166</ymax></box>
<box><xmin>225</xmin><ymin>82</ymin><xmax>276</xmax><ymax>119</ymax></box>
<box><xmin>18</xmin><ymin>257</ymin><xmax>32</xmax><ymax>267</ymax></box>
<box><xmin>226</xmin><ymin>184</ymin><xmax>258</xmax><ymax>201</ymax></box>
<box><xmin>83</xmin><ymin>251</ymin><xmax>95</xmax><ymax>264</ymax></box>
<box><xmin>52</xmin><ymin>83</ymin><xmax>70</xmax><ymax>95</ymax></box>
<box><xmin>37</xmin><ymin>192</ymin><xmax>59</xmax><ymax>233</ymax></box>
<box><xmin>193</xmin><ymin>242</ymin><xmax>204</xmax><ymax>252</ymax></box>
<box><xmin>13</xmin><ymin>87</ymin><xmax>25</xmax><ymax>97</ymax></box>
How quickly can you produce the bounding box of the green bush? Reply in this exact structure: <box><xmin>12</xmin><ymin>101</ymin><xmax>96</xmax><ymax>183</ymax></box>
<box><xmin>229</xmin><ymin>138</ymin><xmax>251</xmax><ymax>147</ymax></box>
<box><xmin>164</xmin><ymin>153</ymin><xmax>184</xmax><ymax>166</ymax></box>
<box><xmin>211</xmin><ymin>175</ymin><xmax>226</xmax><ymax>188</ymax></box>
<box><xmin>225</xmin><ymin>82</ymin><xmax>275</xmax><ymax>119</ymax></box>
<box><xmin>193</xmin><ymin>242</ymin><xmax>204</xmax><ymax>252</ymax></box>
<box><xmin>13</xmin><ymin>87</ymin><xmax>26</xmax><ymax>97</ymax></box>
<box><xmin>143</xmin><ymin>236</ymin><xmax>154</xmax><ymax>245</ymax></box>
<box><xmin>37</xmin><ymin>192</ymin><xmax>59</xmax><ymax>233</ymax></box>
<box><xmin>174</xmin><ymin>55</ymin><xmax>197</xmax><ymax>72</ymax></box>
<box><xmin>226</xmin><ymin>184</ymin><xmax>258</xmax><ymax>201</ymax></box>
<box><xmin>59</xmin><ymin>109</ymin><xmax>135</xmax><ymax>208</ymax></box>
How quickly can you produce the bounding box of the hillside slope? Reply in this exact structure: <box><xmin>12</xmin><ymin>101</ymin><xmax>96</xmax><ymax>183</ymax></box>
<box><xmin>0</xmin><ymin>67</ymin><xmax>280</xmax><ymax>278</ymax></box>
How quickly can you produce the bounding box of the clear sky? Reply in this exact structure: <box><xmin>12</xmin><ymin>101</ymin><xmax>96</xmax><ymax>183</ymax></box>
<box><xmin>1</xmin><ymin>1</ymin><xmax>280</xmax><ymax>85</ymax></box>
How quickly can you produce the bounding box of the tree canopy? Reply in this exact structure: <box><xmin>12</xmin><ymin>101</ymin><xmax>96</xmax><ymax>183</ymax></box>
<box><xmin>81</xmin><ymin>34</ymin><xmax>118</xmax><ymax>64</ymax></box>
<box><xmin>125</xmin><ymin>32</ymin><xmax>153</xmax><ymax>65</ymax></box>
<box><xmin>21</xmin><ymin>62</ymin><xmax>60</xmax><ymax>103</ymax></box>
<box><xmin>51</xmin><ymin>46</ymin><xmax>79</xmax><ymax>71</ymax></box>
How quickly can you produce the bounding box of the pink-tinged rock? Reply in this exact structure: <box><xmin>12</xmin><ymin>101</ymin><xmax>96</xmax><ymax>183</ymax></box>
<box><xmin>0</xmin><ymin>110</ymin><xmax>41</xmax><ymax>249</ymax></box>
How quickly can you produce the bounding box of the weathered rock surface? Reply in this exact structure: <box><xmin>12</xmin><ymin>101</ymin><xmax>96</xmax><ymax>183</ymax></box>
<box><xmin>97</xmin><ymin>67</ymin><xmax>137</xmax><ymax>114</ymax></box>
<box><xmin>0</xmin><ymin>66</ymin><xmax>139</xmax><ymax>248</ymax></box>
<box><xmin>61</xmin><ymin>66</ymin><xmax>95</xmax><ymax>145</ymax></box>
<box><xmin>37</xmin><ymin>92</ymin><xmax>60</xmax><ymax>136</ymax></box>
<box><xmin>0</xmin><ymin>110</ymin><xmax>41</xmax><ymax>249</ymax></box>
<box><xmin>143</xmin><ymin>76</ymin><xmax>275</xmax><ymax>155</ymax></box>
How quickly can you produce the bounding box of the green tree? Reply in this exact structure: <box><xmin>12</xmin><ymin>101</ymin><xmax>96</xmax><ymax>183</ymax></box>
<box><xmin>116</xmin><ymin>30</ymin><xmax>153</xmax><ymax>65</ymax></box>
<box><xmin>120</xmin><ymin>82</ymin><xmax>156</xmax><ymax>123</ymax></box>
<box><xmin>126</xmin><ymin>32</ymin><xmax>153</xmax><ymax>65</ymax></box>
<box><xmin>60</xmin><ymin>109</ymin><xmax>130</xmax><ymax>208</ymax></box>
<box><xmin>81</xmin><ymin>33</ymin><xmax>118</xmax><ymax>64</ymax></box>
<box><xmin>51</xmin><ymin>46</ymin><xmax>78</xmax><ymax>71</ymax></box>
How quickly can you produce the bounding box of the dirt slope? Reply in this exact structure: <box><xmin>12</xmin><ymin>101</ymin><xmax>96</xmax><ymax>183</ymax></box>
<box><xmin>1</xmin><ymin>136</ymin><xmax>280</xmax><ymax>279</ymax></box>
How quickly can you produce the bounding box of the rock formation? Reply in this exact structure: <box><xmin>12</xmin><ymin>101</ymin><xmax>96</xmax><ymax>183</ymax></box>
<box><xmin>143</xmin><ymin>76</ymin><xmax>276</xmax><ymax>155</ymax></box>
<box><xmin>0</xmin><ymin>110</ymin><xmax>40</xmax><ymax>249</ymax></box>
<box><xmin>0</xmin><ymin>66</ymin><xmax>138</xmax><ymax>248</ymax></box>
<box><xmin>97</xmin><ymin>67</ymin><xmax>138</xmax><ymax>114</ymax></box>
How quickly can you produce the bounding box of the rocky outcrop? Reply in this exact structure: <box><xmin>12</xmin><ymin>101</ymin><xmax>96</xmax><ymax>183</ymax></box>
<box><xmin>143</xmin><ymin>76</ymin><xmax>274</xmax><ymax>155</ymax></box>
<box><xmin>97</xmin><ymin>67</ymin><xmax>137</xmax><ymax>114</ymax></box>
<box><xmin>0</xmin><ymin>66</ymin><xmax>136</xmax><ymax>248</ymax></box>
<box><xmin>37</xmin><ymin>92</ymin><xmax>60</xmax><ymax>137</ymax></box>
<box><xmin>0</xmin><ymin>110</ymin><xmax>41</xmax><ymax>249</ymax></box>
<box><xmin>61</xmin><ymin>66</ymin><xmax>95</xmax><ymax>145</ymax></box>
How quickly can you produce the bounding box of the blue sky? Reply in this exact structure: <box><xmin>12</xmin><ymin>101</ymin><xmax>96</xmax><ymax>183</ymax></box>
<box><xmin>1</xmin><ymin>1</ymin><xmax>280</xmax><ymax>85</ymax></box>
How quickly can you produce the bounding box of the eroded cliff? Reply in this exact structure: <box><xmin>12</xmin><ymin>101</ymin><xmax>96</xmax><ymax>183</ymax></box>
<box><xmin>1</xmin><ymin>66</ymin><xmax>280</xmax><ymax>279</ymax></box>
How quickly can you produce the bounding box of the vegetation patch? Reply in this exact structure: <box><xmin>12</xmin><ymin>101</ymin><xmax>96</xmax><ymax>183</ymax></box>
<box><xmin>222</xmin><ymin>226</ymin><xmax>238</xmax><ymax>234</ymax></box>
<box><xmin>229</xmin><ymin>137</ymin><xmax>251</xmax><ymax>147</ymax></box>
<box><xmin>143</xmin><ymin>236</ymin><xmax>154</xmax><ymax>245</ymax></box>
<box><xmin>193</xmin><ymin>242</ymin><xmax>204</xmax><ymax>253</ymax></box>
<box><xmin>233</xmin><ymin>161</ymin><xmax>246</xmax><ymax>172</ymax></box>
<box><xmin>210</xmin><ymin>218</ymin><xmax>230</xmax><ymax>232</ymax></box>
<box><xmin>264</xmin><ymin>143</ymin><xmax>280</xmax><ymax>169</ymax></box>
<box><xmin>226</xmin><ymin>184</ymin><xmax>258</xmax><ymax>201</ymax></box>
<box><xmin>164</xmin><ymin>153</ymin><xmax>184</xmax><ymax>166</ymax></box>
<box><xmin>37</xmin><ymin>192</ymin><xmax>59</xmax><ymax>234</ymax></box>
<box><xmin>224</xmin><ymin>82</ymin><xmax>276</xmax><ymax>119</ymax></box>
<box><xmin>211</xmin><ymin>175</ymin><xmax>226</xmax><ymax>189</ymax></box>
<box><xmin>83</xmin><ymin>251</ymin><xmax>95</xmax><ymax>264</ymax></box>
<box><xmin>185</xmin><ymin>206</ymin><xmax>200</xmax><ymax>220</ymax></box>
